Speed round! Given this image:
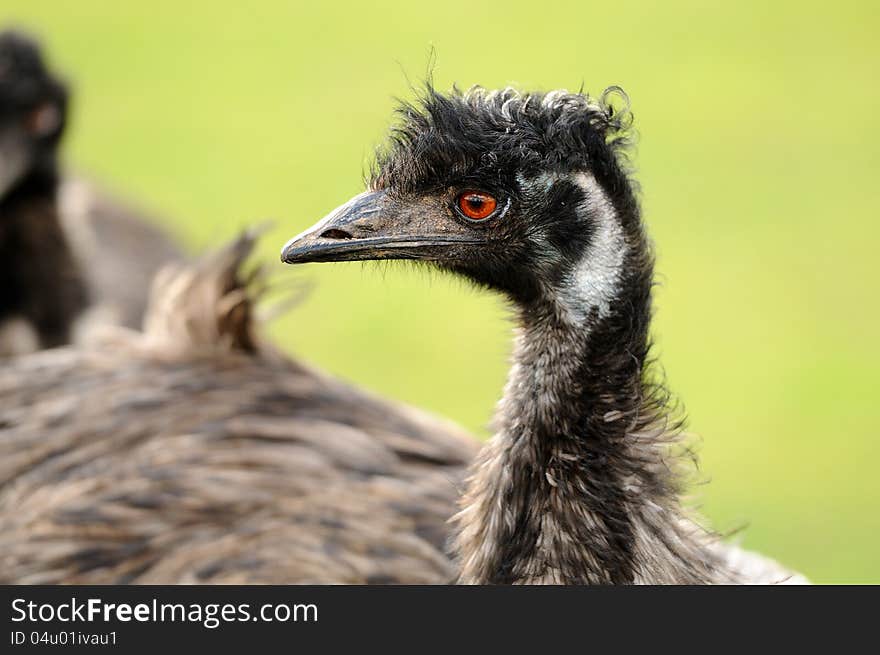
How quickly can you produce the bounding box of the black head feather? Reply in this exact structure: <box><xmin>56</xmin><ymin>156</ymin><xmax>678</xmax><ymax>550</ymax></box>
<box><xmin>371</xmin><ymin>84</ymin><xmax>635</xmax><ymax>201</ymax></box>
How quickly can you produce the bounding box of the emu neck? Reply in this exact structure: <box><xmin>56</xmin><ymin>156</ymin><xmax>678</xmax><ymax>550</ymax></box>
<box><xmin>0</xmin><ymin>166</ymin><xmax>88</xmax><ymax>350</ymax></box>
<box><xmin>454</xmin><ymin>240</ymin><xmax>722</xmax><ymax>584</ymax></box>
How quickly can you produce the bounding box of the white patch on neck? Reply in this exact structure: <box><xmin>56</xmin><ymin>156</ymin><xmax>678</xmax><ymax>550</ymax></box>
<box><xmin>557</xmin><ymin>171</ymin><xmax>627</xmax><ymax>324</ymax></box>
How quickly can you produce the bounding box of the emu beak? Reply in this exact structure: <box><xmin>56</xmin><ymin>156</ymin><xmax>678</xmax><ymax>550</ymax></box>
<box><xmin>280</xmin><ymin>190</ymin><xmax>479</xmax><ymax>265</ymax></box>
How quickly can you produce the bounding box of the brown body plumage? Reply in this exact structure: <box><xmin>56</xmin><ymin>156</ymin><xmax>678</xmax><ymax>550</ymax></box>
<box><xmin>0</xmin><ymin>235</ymin><xmax>476</xmax><ymax>583</ymax></box>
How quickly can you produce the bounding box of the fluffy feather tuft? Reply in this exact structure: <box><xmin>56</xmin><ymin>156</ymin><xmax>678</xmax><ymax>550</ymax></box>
<box><xmin>143</xmin><ymin>230</ymin><xmax>264</xmax><ymax>354</ymax></box>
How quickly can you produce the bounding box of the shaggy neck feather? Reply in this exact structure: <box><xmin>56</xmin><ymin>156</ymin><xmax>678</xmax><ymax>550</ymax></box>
<box><xmin>453</xmin><ymin>175</ymin><xmax>729</xmax><ymax>584</ymax></box>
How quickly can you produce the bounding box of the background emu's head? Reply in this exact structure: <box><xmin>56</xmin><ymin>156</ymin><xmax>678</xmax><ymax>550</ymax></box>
<box><xmin>282</xmin><ymin>85</ymin><xmax>642</xmax><ymax>309</ymax></box>
<box><xmin>0</xmin><ymin>30</ymin><xmax>68</xmax><ymax>196</ymax></box>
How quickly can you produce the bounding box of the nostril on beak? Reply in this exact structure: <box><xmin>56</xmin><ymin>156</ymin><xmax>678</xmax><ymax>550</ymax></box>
<box><xmin>320</xmin><ymin>228</ymin><xmax>353</xmax><ymax>240</ymax></box>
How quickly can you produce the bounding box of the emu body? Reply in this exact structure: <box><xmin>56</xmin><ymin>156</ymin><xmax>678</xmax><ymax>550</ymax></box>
<box><xmin>0</xmin><ymin>235</ymin><xmax>476</xmax><ymax>583</ymax></box>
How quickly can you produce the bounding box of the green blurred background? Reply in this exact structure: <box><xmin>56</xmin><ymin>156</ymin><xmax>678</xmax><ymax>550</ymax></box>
<box><xmin>2</xmin><ymin>1</ymin><xmax>877</xmax><ymax>583</ymax></box>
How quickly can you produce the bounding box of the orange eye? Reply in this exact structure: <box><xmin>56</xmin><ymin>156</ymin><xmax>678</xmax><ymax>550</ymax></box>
<box><xmin>457</xmin><ymin>190</ymin><xmax>498</xmax><ymax>221</ymax></box>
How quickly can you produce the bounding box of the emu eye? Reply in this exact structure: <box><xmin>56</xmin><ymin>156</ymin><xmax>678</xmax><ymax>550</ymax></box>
<box><xmin>456</xmin><ymin>190</ymin><xmax>498</xmax><ymax>221</ymax></box>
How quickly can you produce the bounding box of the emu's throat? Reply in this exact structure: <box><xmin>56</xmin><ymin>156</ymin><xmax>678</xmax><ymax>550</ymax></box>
<box><xmin>502</xmin><ymin>171</ymin><xmax>634</xmax><ymax>439</ymax></box>
<box><xmin>454</xmin><ymin>172</ymin><xmax>661</xmax><ymax>584</ymax></box>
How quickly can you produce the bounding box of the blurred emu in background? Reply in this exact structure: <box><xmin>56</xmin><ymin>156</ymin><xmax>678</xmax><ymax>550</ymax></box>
<box><xmin>0</xmin><ymin>29</ymin><xmax>183</xmax><ymax>355</ymax></box>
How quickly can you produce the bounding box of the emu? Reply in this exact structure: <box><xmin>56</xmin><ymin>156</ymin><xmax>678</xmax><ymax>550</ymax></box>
<box><xmin>0</xmin><ymin>29</ymin><xmax>183</xmax><ymax>355</ymax></box>
<box><xmin>0</xmin><ymin>84</ymin><xmax>804</xmax><ymax>585</ymax></box>
<box><xmin>281</xmin><ymin>85</ymin><xmax>807</xmax><ymax>584</ymax></box>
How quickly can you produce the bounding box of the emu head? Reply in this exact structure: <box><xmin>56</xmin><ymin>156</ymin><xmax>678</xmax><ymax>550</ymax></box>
<box><xmin>282</xmin><ymin>85</ymin><xmax>641</xmax><ymax>314</ymax></box>
<box><xmin>0</xmin><ymin>30</ymin><xmax>68</xmax><ymax>197</ymax></box>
